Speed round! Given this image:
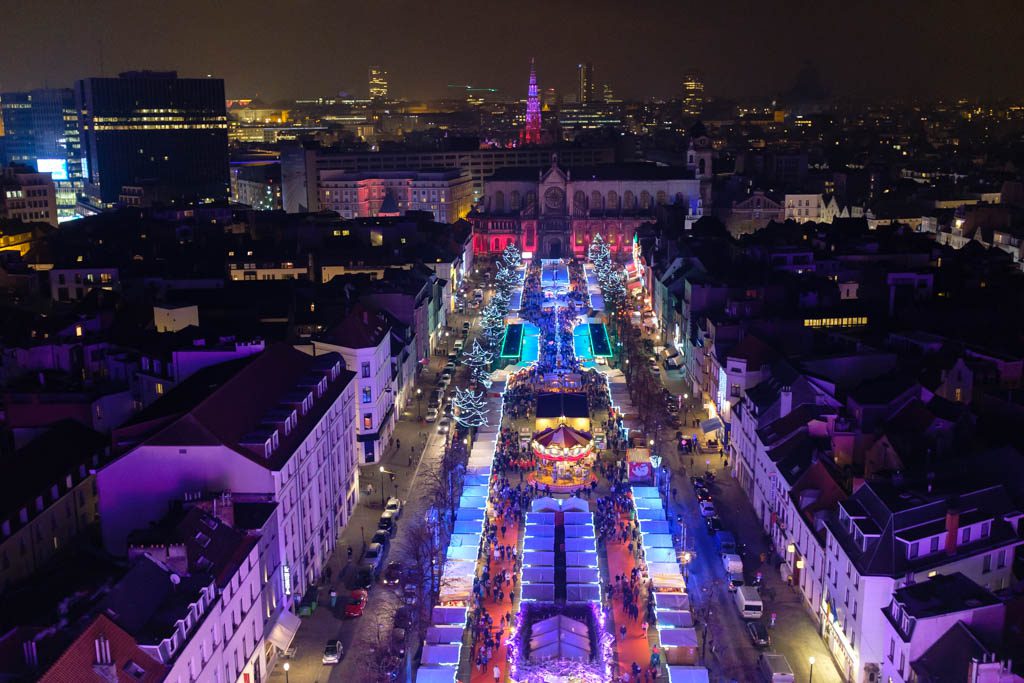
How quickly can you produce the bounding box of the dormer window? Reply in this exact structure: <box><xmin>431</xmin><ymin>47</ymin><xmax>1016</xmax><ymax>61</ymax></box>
<box><xmin>907</xmin><ymin>542</ymin><xmax>919</xmax><ymax>559</ymax></box>
<box><xmin>301</xmin><ymin>393</ymin><xmax>313</xmax><ymax>415</ymax></box>
<box><xmin>317</xmin><ymin>377</ymin><xmax>328</xmax><ymax>397</ymax></box>
<box><xmin>981</xmin><ymin>521</ymin><xmax>991</xmax><ymax>538</ymax></box>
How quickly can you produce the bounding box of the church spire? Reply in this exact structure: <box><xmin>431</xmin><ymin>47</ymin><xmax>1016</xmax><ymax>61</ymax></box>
<box><xmin>521</xmin><ymin>58</ymin><xmax>542</xmax><ymax>146</ymax></box>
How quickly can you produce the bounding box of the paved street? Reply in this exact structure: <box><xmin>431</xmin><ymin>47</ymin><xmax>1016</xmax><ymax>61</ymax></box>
<box><xmin>652</xmin><ymin>365</ymin><xmax>842</xmax><ymax>683</ymax></box>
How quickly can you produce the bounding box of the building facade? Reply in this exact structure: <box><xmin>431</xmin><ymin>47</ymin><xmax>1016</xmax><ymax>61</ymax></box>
<box><xmin>1</xmin><ymin>166</ymin><xmax>57</xmax><ymax>226</ymax></box>
<box><xmin>75</xmin><ymin>71</ymin><xmax>229</xmax><ymax>207</ymax></box>
<box><xmin>470</xmin><ymin>157</ymin><xmax>703</xmax><ymax>259</ymax></box>
<box><xmin>97</xmin><ymin>345</ymin><xmax>359</xmax><ymax>608</ymax></box>
<box><xmin>317</xmin><ymin>169</ymin><xmax>472</xmax><ymax>223</ymax></box>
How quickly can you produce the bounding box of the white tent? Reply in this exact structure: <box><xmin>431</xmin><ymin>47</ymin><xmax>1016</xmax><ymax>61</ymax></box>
<box><xmin>633</xmin><ymin>486</ymin><xmax>661</xmax><ymax>499</ymax></box>
<box><xmin>464</xmin><ymin>474</ymin><xmax>489</xmax><ymax>486</ymax></box>
<box><xmin>566</xmin><ymin>567</ymin><xmax>601</xmax><ymax>584</ymax></box>
<box><xmin>453</xmin><ymin>520</ymin><xmax>483</xmax><ymax>534</ymax></box>
<box><xmin>564</xmin><ymin>524</ymin><xmax>596</xmax><ymax>538</ymax></box>
<box><xmin>530</xmin><ymin>496</ymin><xmax>561</xmax><ymax>512</ymax></box>
<box><xmin>561</xmin><ymin>497</ymin><xmax>589</xmax><ymax>512</ymax></box>
<box><xmin>521</xmin><ymin>583</ymin><xmax>555</xmax><ymax>601</ymax></box>
<box><xmin>637</xmin><ymin>508</ymin><xmax>666</xmax><ymax>521</ymax></box>
<box><xmin>431</xmin><ymin>605</ymin><xmax>467</xmax><ymax>625</ymax></box>
<box><xmin>458</xmin><ymin>495</ymin><xmax>487</xmax><ymax>510</ymax></box>
<box><xmin>634</xmin><ymin>497</ymin><xmax>661</xmax><ymax>510</ymax></box>
<box><xmin>667</xmin><ymin>665</ymin><xmax>709</xmax><ymax>683</ymax></box>
<box><xmin>661</xmin><ymin>628</ymin><xmax>698</xmax><ymax>649</ymax></box>
<box><xmin>415</xmin><ymin>665</ymin><xmax>459</xmax><ymax>683</ymax></box>
<box><xmin>565</xmin><ymin>584</ymin><xmax>602</xmax><ymax>603</ymax></box>
<box><xmin>565</xmin><ymin>551</ymin><xmax>598</xmax><ymax>568</ymax></box>
<box><xmin>525</xmin><ymin>523</ymin><xmax>555</xmax><ymax>537</ymax></box>
<box><xmin>647</xmin><ymin>563</ymin><xmax>686</xmax><ymax>591</ymax></box>
<box><xmin>438</xmin><ymin>559</ymin><xmax>476</xmax><ymax>603</ymax></box>
<box><xmin>644</xmin><ymin>547</ymin><xmax>678</xmax><ymax>563</ymax></box>
<box><xmin>642</xmin><ymin>533</ymin><xmax>675</xmax><ymax>548</ymax></box>
<box><xmin>455</xmin><ymin>506</ymin><xmax>485</xmax><ymax>521</ymax></box>
<box><xmin>653</xmin><ymin>591</ymin><xmax>690</xmax><ymax>610</ymax></box>
<box><xmin>426</xmin><ymin>625</ymin><xmax>465</xmax><ymax>644</ymax></box>
<box><xmin>448</xmin><ymin>533</ymin><xmax>481</xmax><ymax>549</ymax></box>
<box><xmin>563</xmin><ymin>511</ymin><xmax>592</xmax><ymax>525</ymax></box>
<box><xmin>655</xmin><ymin>609</ymin><xmax>693</xmax><ymax>628</ymax></box>
<box><xmin>446</xmin><ymin>544</ymin><xmax>478</xmax><ymax>561</ymax></box>
<box><xmin>522</xmin><ymin>550</ymin><xmax>555</xmax><ymax>566</ymax></box>
<box><xmin>523</xmin><ymin>535</ymin><xmax>555</xmax><ymax>551</ymax></box>
<box><xmin>640</xmin><ymin>519</ymin><xmax>671</xmax><ymax>535</ymax></box>
<box><xmin>564</xmin><ymin>537</ymin><xmax>595</xmax><ymax>552</ymax></box>
<box><xmin>521</xmin><ymin>567</ymin><xmax>555</xmax><ymax>584</ymax></box>
<box><xmin>527</xmin><ymin>512</ymin><xmax>556</xmax><ymax>525</ymax></box>
<box><xmin>421</xmin><ymin>643</ymin><xmax>461</xmax><ymax>666</ymax></box>
<box><xmin>528</xmin><ymin>615</ymin><xmax>591</xmax><ymax>662</ymax></box>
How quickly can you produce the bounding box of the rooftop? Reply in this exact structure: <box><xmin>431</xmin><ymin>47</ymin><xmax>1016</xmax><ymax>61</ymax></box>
<box><xmin>38</xmin><ymin>614</ymin><xmax>167</xmax><ymax>683</ymax></box>
<box><xmin>893</xmin><ymin>572</ymin><xmax>1000</xmax><ymax>619</ymax></box>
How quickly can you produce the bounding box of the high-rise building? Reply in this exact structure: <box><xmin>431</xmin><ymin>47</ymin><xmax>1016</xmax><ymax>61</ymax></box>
<box><xmin>75</xmin><ymin>71</ymin><xmax>229</xmax><ymax>208</ymax></box>
<box><xmin>577</xmin><ymin>62</ymin><xmax>594</xmax><ymax>105</ymax></box>
<box><xmin>369</xmin><ymin>65</ymin><xmax>389</xmax><ymax>101</ymax></box>
<box><xmin>0</xmin><ymin>88</ymin><xmax>82</xmax><ymax>220</ymax></box>
<box><xmin>682</xmin><ymin>70</ymin><xmax>705</xmax><ymax>118</ymax></box>
<box><xmin>521</xmin><ymin>59</ymin><xmax>542</xmax><ymax>146</ymax></box>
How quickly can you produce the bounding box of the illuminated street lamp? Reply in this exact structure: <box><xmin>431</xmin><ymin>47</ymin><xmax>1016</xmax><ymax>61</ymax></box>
<box><xmin>283</xmin><ymin>662</ymin><xmax>290</xmax><ymax>683</ymax></box>
<box><xmin>416</xmin><ymin>387</ymin><xmax>423</xmax><ymax>419</ymax></box>
<box><xmin>808</xmin><ymin>656</ymin><xmax>815</xmax><ymax>683</ymax></box>
<box><xmin>380</xmin><ymin>466</ymin><xmax>394</xmax><ymax>508</ymax></box>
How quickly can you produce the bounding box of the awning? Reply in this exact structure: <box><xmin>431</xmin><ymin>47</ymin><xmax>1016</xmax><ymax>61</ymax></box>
<box><xmin>627</xmin><ymin>280</ymin><xmax>643</xmax><ymax>291</ymax></box>
<box><xmin>267</xmin><ymin>609</ymin><xmax>301</xmax><ymax>651</ymax></box>
<box><xmin>700</xmin><ymin>417</ymin><xmax>723</xmax><ymax>434</ymax></box>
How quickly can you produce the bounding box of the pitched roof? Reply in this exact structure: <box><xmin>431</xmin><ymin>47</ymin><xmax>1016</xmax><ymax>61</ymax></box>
<box><xmin>318</xmin><ymin>304</ymin><xmax>391</xmax><ymax>349</ymax></box>
<box><xmin>726</xmin><ymin>335</ymin><xmax>779</xmax><ymax>370</ymax></box>
<box><xmin>38</xmin><ymin>614</ymin><xmax>167</xmax><ymax>683</ymax></box>
<box><xmin>911</xmin><ymin>621</ymin><xmax>996</xmax><ymax>682</ymax></box>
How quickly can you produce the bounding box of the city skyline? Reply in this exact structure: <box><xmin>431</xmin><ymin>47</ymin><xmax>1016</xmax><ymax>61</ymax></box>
<box><xmin>1</xmin><ymin>0</ymin><xmax>1021</xmax><ymax>101</ymax></box>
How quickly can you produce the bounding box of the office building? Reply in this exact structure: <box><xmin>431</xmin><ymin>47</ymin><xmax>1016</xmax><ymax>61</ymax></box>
<box><xmin>75</xmin><ymin>71</ymin><xmax>229</xmax><ymax>208</ymax></box>
<box><xmin>369</xmin><ymin>65</ymin><xmax>389</xmax><ymax>101</ymax></box>
<box><xmin>577</xmin><ymin>62</ymin><xmax>594</xmax><ymax>105</ymax></box>
<box><xmin>230</xmin><ymin>160</ymin><xmax>282</xmax><ymax>210</ymax></box>
<box><xmin>317</xmin><ymin>168</ymin><xmax>472</xmax><ymax>222</ymax></box>
<box><xmin>0</xmin><ymin>88</ymin><xmax>82</xmax><ymax>220</ymax></box>
<box><xmin>281</xmin><ymin>142</ymin><xmax>614</xmax><ymax>212</ymax></box>
<box><xmin>1</xmin><ymin>165</ymin><xmax>58</xmax><ymax>226</ymax></box>
<box><xmin>682</xmin><ymin>70</ymin><xmax>705</xmax><ymax>118</ymax></box>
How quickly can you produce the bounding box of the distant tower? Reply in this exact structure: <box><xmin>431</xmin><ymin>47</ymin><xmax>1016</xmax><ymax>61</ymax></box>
<box><xmin>368</xmin><ymin>65</ymin><xmax>388</xmax><ymax>101</ymax></box>
<box><xmin>521</xmin><ymin>59</ymin><xmax>542</xmax><ymax>146</ymax></box>
<box><xmin>577</xmin><ymin>62</ymin><xmax>594</xmax><ymax>105</ymax></box>
<box><xmin>682</xmin><ymin>69</ymin><xmax>704</xmax><ymax>118</ymax></box>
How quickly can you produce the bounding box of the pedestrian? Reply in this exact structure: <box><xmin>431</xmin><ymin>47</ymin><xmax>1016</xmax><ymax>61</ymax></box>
<box><xmin>620</xmin><ymin>624</ymin><xmax>627</xmax><ymax>641</ymax></box>
<box><xmin>493</xmin><ymin>664</ymin><xmax>501</xmax><ymax>682</ymax></box>
<box><xmin>397</xmin><ymin>438</ymin><xmax>401</xmax><ymax>451</ymax></box>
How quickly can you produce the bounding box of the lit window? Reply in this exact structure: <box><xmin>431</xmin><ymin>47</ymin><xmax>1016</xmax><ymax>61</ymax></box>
<box><xmin>155</xmin><ymin>382</ymin><xmax>164</xmax><ymax>395</ymax></box>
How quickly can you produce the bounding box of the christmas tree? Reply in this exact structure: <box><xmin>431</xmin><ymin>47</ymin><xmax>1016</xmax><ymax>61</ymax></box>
<box><xmin>452</xmin><ymin>387</ymin><xmax>489</xmax><ymax>428</ymax></box>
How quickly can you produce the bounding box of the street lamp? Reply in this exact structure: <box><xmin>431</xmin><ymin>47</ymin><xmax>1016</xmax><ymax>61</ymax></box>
<box><xmin>416</xmin><ymin>388</ymin><xmax>423</xmax><ymax>420</ymax></box>
<box><xmin>283</xmin><ymin>662</ymin><xmax>290</xmax><ymax>683</ymax></box>
<box><xmin>808</xmin><ymin>656</ymin><xmax>815</xmax><ymax>683</ymax></box>
<box><xmin>379</xmin><ymin>466</ymin><xmax>394</xmax><ymax>508</ymax></box>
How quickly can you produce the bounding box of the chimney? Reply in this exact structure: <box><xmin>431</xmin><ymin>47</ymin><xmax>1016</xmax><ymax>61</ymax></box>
<box><xmin>779</xmin><ymin>386</ymin><xmax>793</xmax><ymax>418</ymax></box>
<box><xmin>945</xmin><ymin>505</ymin><xmax>959</xmax><ymax>555</ymax></box>
<box><xmin>362</xmin><ymin>310</ymin><xmax>368</xmax><ymax>325</ymax></box>
<box><xmin>94</xmin><ymin>636</ymin><xmax>112</xmax><ymax>665</ymax></box>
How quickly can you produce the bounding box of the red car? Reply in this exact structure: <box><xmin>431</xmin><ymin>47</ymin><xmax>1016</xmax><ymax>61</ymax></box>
<box><xmin>344</xmin><ymin>590</ymin><xmax>369</xmax><ymax>618</ymax></box>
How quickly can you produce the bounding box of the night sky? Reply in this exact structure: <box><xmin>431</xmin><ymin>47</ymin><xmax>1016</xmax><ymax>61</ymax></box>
<box><xmin>1</xmin><ymin>0</ymin><xmax>1021</xmax><ymax>102</ymax></box>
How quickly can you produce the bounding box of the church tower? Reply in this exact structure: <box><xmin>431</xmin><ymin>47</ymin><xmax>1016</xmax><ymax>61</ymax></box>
<box><xmin>521</xmin><ymin>59</ymin><xmax>542</xmax><ymax>146</ymax></box>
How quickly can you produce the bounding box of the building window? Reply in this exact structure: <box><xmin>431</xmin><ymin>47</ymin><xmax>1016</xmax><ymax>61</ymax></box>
<box><xmin>997</xmin><ymin>549</ymin><xmax>1007</xmax><ymax>568</ymax></box>
<box><xmin>981</xmin><ymin>521</ymin><xmax>991</xmax><ymax>538</ymax></box>
<box><xmin>982</xmin><ymin>554</ymin><xmax>992</xmax><ymax>573</ymax></box>
<box><xmin>908</xmin><ymin>542</ymin><xmax>919</xmax><ymax>559</ymax></box>
<box><xmin>930</xmin><ymin>536</ymin><xmax>939</xmax><ymax>554</ymax></box>
<box><xmin>155</xmin><ymin>382</ymin><xmax>164</xmax><ymax>395</ymax></box>
<box><xmin>889</xmin><ymin>638</ymin><xmax>895</xmax><ymax>662</ymax></box>
<box><xmin>362</xmin><ymin>387</ymin><xmax>372</xmax><ymax>403</ymax></box>
<box><xmin>361</xmin><ymin>362</ymin><xmax>371</xmax><ymax>378</ymax></box>
<box><xmin>954</xmin><ymin>387</ymin><xmax>962</xmax><ymax>401</ymax></box>
<box><xmin>363</xmin><ymin>413</ymin><xmax>372</xmax><ymax>430</ymax></box>
<box><xmin>962</xmin><ymin>528</ymin><xmax>971</xmax><ymax>544</ymax></box>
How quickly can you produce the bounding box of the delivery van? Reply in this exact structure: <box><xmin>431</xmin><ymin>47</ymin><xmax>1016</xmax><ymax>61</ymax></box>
<box><xmin>722</xmin><ymin>553</ymin><xmax>743</xmax><ymax>575</ymax></box>
<box><xmin>757</xmin><ymin>653</ymin><xmax>795</xmax><ymax>682</ymax></box>
<box><xmin>735</xmin><ymin>585</ymin><xmax>763</xmax><ymax>619</ymax></box>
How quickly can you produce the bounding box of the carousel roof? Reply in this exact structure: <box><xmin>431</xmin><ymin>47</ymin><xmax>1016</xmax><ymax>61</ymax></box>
<box><xmin>533</xmin><ymin>424</ymin><xmax>592</xmax><ymax>449</ymax></box>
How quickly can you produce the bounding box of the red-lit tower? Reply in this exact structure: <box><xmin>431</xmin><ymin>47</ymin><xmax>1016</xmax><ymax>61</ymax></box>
<box><xmin>521</xmin><ymin>58</ymin><xmax>542</xmax><ymax>145</ymax></box>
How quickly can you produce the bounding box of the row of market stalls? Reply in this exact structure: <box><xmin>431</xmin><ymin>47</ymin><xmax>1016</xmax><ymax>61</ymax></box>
<box><xmin>583</xmin><ymin>262</ymin><xmax>604</xmax><ymax>311</ymax></box>
<box><xmin>631</xmin><ymin>486</ymin><xmax>709</xmax><ymax>682</ymax></box>
<box><xmin>416</xmin><ymin>383</ymin><xmax>506</xmax><ymax>682</ymax></box>
<box><xmin>520</xmin><ymin>497</ymin><xmax>601</xmax><ymax>604</ymax></box>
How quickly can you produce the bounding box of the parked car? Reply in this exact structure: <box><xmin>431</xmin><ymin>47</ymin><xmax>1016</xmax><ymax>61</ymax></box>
<box><xmin>699</xmin><ymin>500</ymin><xmax>716</xmax><ymax>517</ymax></box>
<box><xmin>385</xmin><ymin>497</ymin><xmax>403</xmax><ymax>518</ymax></box>
<box><xmin>746</xmin><ymin>621</ymin><xmax>771</xmax><ymax>648</ymax></box>
<box><xmin>462</xmin><ymin>321</ymin><xmax>471</xmax><ymax>331</ymax></box>
<box><xmin>370</xmin><ymin>529</ymin><xmax>391</xmax><ymax>552</ymax></box>
<box><xmin>391</xmin><ymin>627</ymin><xmax>407</xmax><ymax>657</ymax></box>
<box><xmin>694</xmin><ymin>486</ymin><xmax>713</xmax><ymax>503</ymax></box>
<box><xmin>364</xmin><ymin>542</ymin><xmax>387</xmax><ymax>572</ymax></box>
<box><xmin>705</xmin><ymin>516</ymin><xmax>722</xmax><ymax>534</ymax></box>
<box><xmin>425</xmin><ymin>407</ymin><xmax>439</xmax><ymax>423</ymax></box>
<box><xmin>429</xmin><ymin>389</ymin><xmax>443</xmax><ymax>407</ymax></box>
<box><xmin>323</xmin><ymin>640</ymin><xmax>344</xmax><ymax>664</ymax></box>
<box><xmin>383</xmin><ymin>561</ymin><xmax>403</xmax><ymax>586</ymax></box>
<box><xmin>444</xmin><ymin>362</ymin><xmax>456</xmax><ymax>374</ymax></box>
<box><xmin>437</xmin><ymin>416</ymin><xmax>451</xmax><ymax>434</ymax></box>
<box><xmin>378</xmin><ymin>511</ymin><xmax>398</xmax><ymax>537</ymax></box>
<box><xmin>344</xmin><ymin>590</ymin><xmax>369</xmax><ymax>618</ymax></box>
<box><xmin>436</xmin><ymin>375</ymin><xmax>451</xmax><ymax>390</ymax></box>
<box><xmin>727</xmin><ymin>572</ymin><xmax>745</xmax><ymax>592</ymax></box>
<box><xmin>394</xmin><ymin>605</ymin><xmax>415</xmax><ymax>630</ymax></box>
<box><xmin>352</xmin><ymin>563</ymin><xmax>376</xmax><ymax>589</ymax></box>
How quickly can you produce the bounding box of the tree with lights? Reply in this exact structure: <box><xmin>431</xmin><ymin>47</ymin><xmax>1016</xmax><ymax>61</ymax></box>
<box><xmin>502</xmin><ymin>242</ymin><xmax>522</xmax><ymax>270</ymax></box>
<box><xmin>462</xmin><ymin>339</ymin><xmax>494</xmax><ymax>387</ymax></box>
<box><xmin>480</xmin><ymin>300</ymin><xmax>506</xmax><ymax>348</ymax></box>
<box><xmin>452</xmin><ymin>387</ymin><xmax>489</xmax><ymax>428</ymax></box>
<box><xmin>495</xmin><ymin>263</ymin><xmax>519</xmax><ymax>295</ymax></box>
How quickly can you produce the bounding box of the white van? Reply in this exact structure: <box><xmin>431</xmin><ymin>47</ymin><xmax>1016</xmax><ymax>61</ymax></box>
<box><xmin>757</xmin><ymin>653</ymin><xmax>795</xmax><ymax>683</ymax></box>
<box><xmin>722</xmin><ymin>553</ymin><xmax>743</xmax><ymax>575</ymax></box>
<box><xmin>734</xmin><ymin>585</ymin><xmax>763</xmax><ymax>619</ymax></box>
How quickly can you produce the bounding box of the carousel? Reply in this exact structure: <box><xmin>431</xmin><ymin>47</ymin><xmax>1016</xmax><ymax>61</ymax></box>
<box><xmin>525</xmin><ymin>424</ymin><xmax>598</xmax><ymax>493</ymax></box>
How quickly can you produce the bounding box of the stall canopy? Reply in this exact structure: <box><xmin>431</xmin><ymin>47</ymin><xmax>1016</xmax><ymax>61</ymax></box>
<box><xmin>521</xmin><ymin>567</ymin><xmax>555</xmax><ymax>584</ymax></box>
<box><xmin>446</xmin><ymin>545</ymin><xmax>479</xmax><ymax>561</ymax></box>
<box><xmin>426</xmin><ymin>625</ymin><xmax>465</xmax><ymax>644</ymax></box>
<box><xmin>526</xmin><ymin>512</ymin><xmax>556</xmax><ymax>525</ymax></box>
<box><xmin>431</xmin><ymin>606</ymin><xmax>467</xmax><ymax>625</ymax></box>
<box><xmin>639</xmin><ymin>520</ymin><xmax>671</xmax><ymax>535</ymax></box>
<box><xmin>561</xmin><ymin>497</ymin><xmax>590</xmax><ymax>512</ymax></box>
<box><xmin>456</xmin><ymin>506</ymin><xmax>485</xmax><ymax>521</ymax></box>
<box><xmin>656</xmin><ymin>610</ymin><xmax>693</xmax><ymax>628</ymax></box>
<box><xmin>644</xmin><ymin>547</ymin><xmax>678</xmax><ymax>564</ymax></box>
<box><xmin>565</xmin><ymin>551</ymin><xmax>598</xmax><ymax>568</ymax></box>
<box><xmin>653</xmin><ymin>591</ymin><xmax>690</xmax><ymax>610</ymax></box>
<box><xmin>700</xmin><ymin>417</ymin><xmax>723</xmax><ymax>434</ymax></box>
<box><xmin>454</xmin><ymin>520</ymin><xmax>483</xmax><ymax>534</ymax></box>
<box><xmin>438</xmin><ymin>559</ymin><xmax>476</xmax><ymax>603</ymax></box>
<box><xmin>564</xmin><ymin>537</ymin><xmax>595</xmax><ymax>552</ymax></box>
<box><xmin>448</xmin><ymin>533</ymin><xmax>481</xmax><ymax>549</ymax></box>
<box><xmin>637</xmin><ymin>508</ymin><xmax>667</xmax><ymax>521</ymax></box>
<box><xmin>531</xmin><ymin>496</ymin><xmax>561</xmax><ymax>512</ymax></box>
<box><xmin>415</xmin><ymin>665</ymin><xmax>459</xmax><ymax>683</ymax></box>
<box><xmin>563</xmin><ymin>511</ymin><xmax>593</xmax><ymax>525</ymax></box>
<box><xmin>521</xmin><ymin>583</ymin><xmax>556</xmax><ymax>602</ymax></box>
<box><xmin>566</xmin><ymin>567</ymin><xmax>602</xmax><ymax>584</ymax></box>
<box><xmin>421</xmin><ymin>643</ymin><xmax>461</xmax><ymax>666</ymax></box>
<box><xmin>267</xmin><ymin>609</ymin><xmax>301</xmax><ymax>652</ymax></box>
<box><xmin>529</xmin><ymin>615</ymin><xmax>591</xmax><ymax>662</ymax></box>
<box><xmin>565</xmin><ymin>584</ymin><xmax>602</xmax><ymax>603</ymax></box>
<box><xmin>522</xmin><ymin>550</ymin><xmax>555</xmax><ymax>566</ymax></box>
<box><xmin>661</xmin><ymin>628</ymin><xmax>698</xmax><ymax>648</ymax></box>
<box><xmin>633</xmin><ymin>486</ymin><xmax>661</xmax><ymax>499</ymax></box>
<box><xmin>642</xmin><ymin>534</ymin><xmax>675</xmax><ymax>548</ymax></box>
<box><xmin>648</xmin><ymin>563</ymin><xmax>686</xmax><ymax>591</ymax></box>
<box><xmin>667</xmin><ymin>667</ymin><xmax>709</xmax><ymax>683</ymax></box>
<box><xmin>564</xmin><ymin>524</ymin><xmax>596</xmax><ymax>538</ymax></box>
<box><xmin>523</xmin><ymin>535</ymin><xmax>555</xmax><ymax>551</ymax></box>
<box><xmin>525</xmin><ymin>523</ymin><xmax>555</xmax><ymax>537</ymax></box>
